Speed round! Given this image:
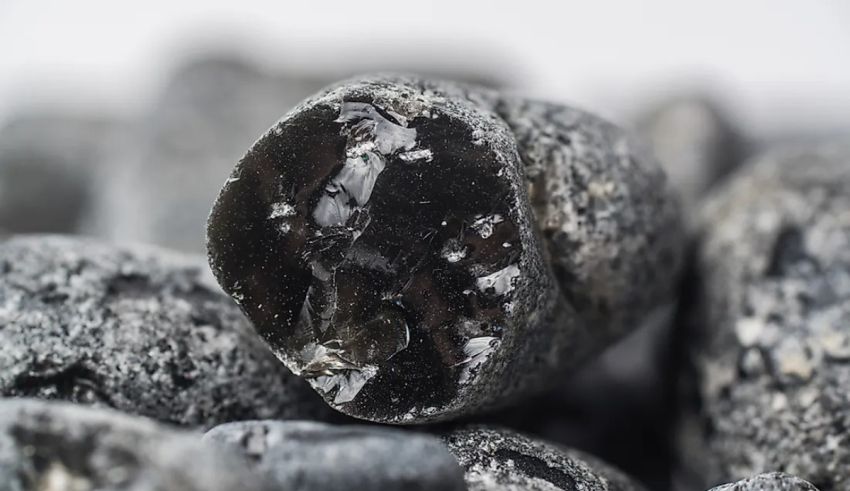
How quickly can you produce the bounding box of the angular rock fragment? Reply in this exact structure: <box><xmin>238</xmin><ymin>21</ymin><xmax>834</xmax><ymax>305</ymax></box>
<box><xmin>681</xmin><ymin>145</ymin><xmax>850</xmax><ymax>490</ymax></box>
<box><xmin>708</xmin><ymin>472</ymin><xmax>819</xmax><ymax>491</ymax></box>
<box><xmin>207</xmin><ymin>74</ymin><xmax>684</xmax><ymax>423</ymax></box>
<box><xmin>0</xmin><ymin>114</ymin><xmax>123</xmax><ymax>234</ymax></box>
<box><xmin>0</xmin><ymin>235</ymin><xmax>331</xmax><ymax>427</ymax></box>
<box><xmin>443</xmin><ymin>426</ymin><xmax>646</xmax><ymax>491</ymax></box>
<box><xmin>204</xmin><ymin>420</ymin><xmax>466</xmax><ymax>491</ymax></box>
<box><xmin>636</xmin><ymin>95</ymin><xmax>745</xmax><ymax>217</ymax></box>
<box><xmin>0</xmin><ymin>398</ymin><xmax>273</xmax><ymax>491</ymax></box>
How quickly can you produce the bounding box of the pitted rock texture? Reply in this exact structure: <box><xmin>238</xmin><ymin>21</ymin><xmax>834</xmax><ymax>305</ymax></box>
<box><xmin>443</xmin><ymin>426</ymin><xmax>646</xmax><ymax>491</ymax></box>
<box><xmin>0</xmin><ymin>235</ymin><xmax>331</xmax><ymax>427</ymax></box>
<box><xmin>0</xmin><ymin>398</ymin><xmax>273</xmax><ymax>491</ymax></box>
<box><xmin>204</xmin><ymin>420</ymin><xmax>466</xmax><ymax>491</ymax></box>
<box><xmin>682</xmin><ymin>145</ymin><xmax>850</xmax><ymax>490</ymax></box>
<box><xmin>207</xmin><ymin>74</ymin><xmax>683</xmax><ymax>423</ymax></box>
<box><xmin>708</xmin><ymin>472</ymin><xmax>819</xmax><ymax>491</ymax></box>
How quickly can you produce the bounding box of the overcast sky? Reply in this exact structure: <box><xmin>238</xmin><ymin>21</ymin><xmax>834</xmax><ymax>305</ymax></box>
<box><xmin>1</xmin><ymin>0</ymin><xmax>848</xmax><ymax>136</ymax></box>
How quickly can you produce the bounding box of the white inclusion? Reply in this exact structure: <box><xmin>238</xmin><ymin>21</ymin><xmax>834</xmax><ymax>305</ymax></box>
<box><xmin>314</xmin><ymin>102</ymin><xmax>418</xmax><ymax>228</ymax></box>
<box><xmin>455</xmin><ymin>336</ymin><xmax>501</xmax><ymax>384</ymax></box>
<box><xmin>471</xmin><ymin>214</ymin><xmax>504</xmax><ymax>239</ymax></box>
<box><xmin>269</xmin><ymin>202</ymin><xmax>296</xmax><ymax>219</ymax></box>
<box><xmin>444</xmin><ymin>250</ymin><xmax>466</xmax><ymax>263</ymax></box>
<box><xmin>313</xmin><ymin>365</ymin><xmax>379</xmax><ymax>404</ymax></box>
<box><xmin>399</xmin><ymin>148</ymin><xmax>433</xmax><ymax>163</ymax></box>
<box><xmin>475</xmin><ymin>264</ymin><xmax>521</xmax><ymax>296</ymax></box>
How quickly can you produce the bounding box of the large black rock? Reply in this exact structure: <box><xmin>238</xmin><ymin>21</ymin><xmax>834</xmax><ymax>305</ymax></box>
<box><xmin>207</xmin><ymin>74</ymin><xmax>684</xmax><ymax>423</ymax></box>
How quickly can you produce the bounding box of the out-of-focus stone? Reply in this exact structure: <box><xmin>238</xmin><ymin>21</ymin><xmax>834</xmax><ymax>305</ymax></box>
<box><xmin>680</xmin><ymin>145</ymin><xmax>850</xmax><ymax>490</ymax></box>
<box><xmin>708</xmin><ymin>472</ymin><xmax>819</xmax><ymax>491</ymax></box>
<box><xmin>0</xmin><ymin>398</ymin><xmax>273</xmax><ymax>491</ymax></box>
<box><xmin>204</xmin><ymin>420</ymin><xmax>466</xmax><ymax>491</ymax></box>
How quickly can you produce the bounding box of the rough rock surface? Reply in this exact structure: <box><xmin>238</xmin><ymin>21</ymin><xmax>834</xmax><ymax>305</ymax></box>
<box><xmin>0</xmin><ymin>114</ymin><xmax>123</xmax><ymax>234</ymax></box>
<box><xmin>204</xmin><ymin>420</ymin><xmax>466</xmax><ymax>491</ymax></box>
<box><xmin>636</xmin><ymin>95</ymin><xmax>744</xmax><ymax>217</ymax></box>
<box><xmin>0</xmin><ymin>235</ymin><xmax>331</xmax><ymax>427</ymax></box>
<box><xmin>0</xmin><ymin>398</ymin><xmax>272</xmax><ymax>491</ymax></box>
<box><xmin>681</xmin><ymin>145</ymin><xmax>850</xmax><ymax>490</ymax></box>
<box><xmin>708</xmin><ymin>472</ymin><xmax>819</xmax><ymax>491</ymax></box>
<box><xmin>443</xmin><ymin>426</ymin><xmax>646</xmax><ymax>491</ymax></box>
<box><xmin>207</xmin><ymin>73</ymin><xmax>684</xmax><ymax>423</ymax></box>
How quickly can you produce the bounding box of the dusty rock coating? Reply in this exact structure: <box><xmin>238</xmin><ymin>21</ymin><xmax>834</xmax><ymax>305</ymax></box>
<box><xmin>443</xmin><ymin>426</ymin><xmax>646</xmax><ymax>491</ymax></box>
<box><xmin>708</xmin><ymin>472</ymin><xmax>819</xmax><ymax>491</ymax></box>
<box><xmin>204</xmin><ymin>420</ymin><xmax>466</xmax><ymax>491</ymax></box>
<box><xmin>0</xmin><ymin>398</ymin><xmax>273</xmax><ymax>491</ymax></box>
<box><xmin>0</xmin><ymin>235</ymin><xmax>330</xmax><ymax>427</ymax></box>
<box><xmin>683</xmin><ymin>146</ymin><xmax>850</xmax><ymax>490</ymax></box>
<box><xmin>207</xmin><ymin>74</ymin><xmax>683</xmax><ymax>423</ymax></box>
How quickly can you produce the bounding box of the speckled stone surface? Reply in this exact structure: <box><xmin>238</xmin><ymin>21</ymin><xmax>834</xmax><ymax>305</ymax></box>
<box><xmin>0</xmin><ymin>398</ymin><xmax>273</xmax><ymax>491</ymax></box>
<box><xmin>207</xmin><ymin>74</ymin><xmax>684</xmax><ymax>423</ymax></box>
<box><xmin>708</xmin><ymin>472</ymin><xmax>819</xmax><ymax>491</ymax></box>
<box><xmin>0</xmin><ymin>235</ymin><xmax>331</xmax><ymax>428</ymax></box>
<box><xmin>680</xmin><ymin>145</ymin><xmax>850</xmax><ymax>490</ymax></box>
<box><xmin>443</xmin><ymin>426</ymin><xmax>646</xmax><ymax>491</ymax></box>
<box><xmin>204</xmin><ymin>420</ymin><xmax>466</xmax><ymax>491</ymax></box>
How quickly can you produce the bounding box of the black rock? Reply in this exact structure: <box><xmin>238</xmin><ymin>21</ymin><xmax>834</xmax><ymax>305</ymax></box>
<box><xmin>708</xmin><ymin>473</ymin><xmax>819</xmax><ymax>491</ymax></box>
<box><xmin>0</xmin><ymin>235</ymin><xmax>331</xmax><ymax>427</ymax></box>
<box><xmin>0</xmin><ymin>114</ymin><xmax>123</xmax><ymax>234</ymax></box>
<box><xmin>679</xmin><ymin>145</ymin><xmax>850</xmax><ymax>490</ymax></box>
<box><xmin>0</xmin><ymin>398</ymin><xmax>273</xmax><ymax>491</ymax></box>
<box><xmin>207</xmin><ymin>74</ymin><xmax>684</xmax><ymax>423</ymax></box>
<box><xmin>204</xmin><ymin>420</ymin><xmax>466</xmax><ymax>491</ymax></box>
<box><xmin>443</xmin><ymin>426</ymin><xmax>646</xmax><ymax>491</ymax></box>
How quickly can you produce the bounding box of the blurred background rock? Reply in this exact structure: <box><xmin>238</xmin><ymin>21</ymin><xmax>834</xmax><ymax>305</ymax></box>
<box><xmin>1</xmin><ymin>1</ymin><xmax>848</xmax><ymax>490</ymax></box>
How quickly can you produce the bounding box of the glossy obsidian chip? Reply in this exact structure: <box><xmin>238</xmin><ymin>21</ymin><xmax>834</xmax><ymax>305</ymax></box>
<box><xmin>208</xmin><ymin>94</ymin><xmax>523</xmax><ymax>421</ymax></box>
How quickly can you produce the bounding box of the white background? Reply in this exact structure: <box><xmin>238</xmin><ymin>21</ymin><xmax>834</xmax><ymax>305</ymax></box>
<box><xmin>1</xmin><ymin>0</ymin><xmax>849</xmax><ymax>136</ymax></box>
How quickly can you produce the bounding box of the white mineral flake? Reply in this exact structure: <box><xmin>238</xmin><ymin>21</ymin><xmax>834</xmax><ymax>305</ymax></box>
<box><xmin>455</xmin><ymin>336</ymin><xmax>501</xmax><ymax>384</ymax></box>
<box><xmin>476</xmin><ymin>264</ymin><xmax>521</xmax><ymax>296</ymax></box>
<box><xmin>471</xmin><ymin>214</ymin><xmax>504</xmax><ymax>239</ymax></box>
<box><xmin>399</xmin><ymin>148</ymin><xmax>433</xmax><ymax>163</ymax></box>
<box><xmin>268</xmin><ymin>202</ymin><xmax>296</xmax><ymax>219</ymax></box>
<box><xmin>734</xmin><ymin>317</ymin><xmax>764</xmax><ymax>346</ymax></box>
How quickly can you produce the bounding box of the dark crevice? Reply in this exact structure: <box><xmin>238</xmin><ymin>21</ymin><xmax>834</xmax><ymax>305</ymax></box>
<box><xmin>494</xmin><ymin>449</ymin><xmax>576</xmax><ymax>490</ymax></box>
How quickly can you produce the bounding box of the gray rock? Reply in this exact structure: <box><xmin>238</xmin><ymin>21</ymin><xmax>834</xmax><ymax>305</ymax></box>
<box><xmin>206</xmin><ymin>74</ymin><xmax>684</xmax><ymax>423</ymax></box>
<box><xmin>708</xmin><ymin>473</ymin><xmax>819</xmax><ymax>491</ymax></box>
<box><xmin>636</xmin><ymin>95</ymin><xmax>745</xmax><ymax>218</ymax></box>
<box><xmin>204</xmin><ymin>420</ymin><xmax>466</xmax><ymax>491</ymax></box>
<box><xmin>681</xmin><ymin>145</ymin><xmax>850</xmax><ymax>490</ymax></box>
<box><xmin>0</xmin><ymin>235</ymin><xmax>331</xmax><ymax>427</ymax></box>
<box><xmin>443</xmin><ymin>426</ymin><xmax>646</xmax><ymax>491</ymax></box>
<box><xmin>0</xmin><ymin>398</ymin><xmax>272</xmax><ymax>491</ymax></box>
<box><xmin>92</xmin><ymin>55</ymin><xmax>326</xmax><ymax>252</ymax></box>
<box><xmin>0</xmin><ymin>114</ymin><xmax>124</xmax><ymax>234</ymax></box>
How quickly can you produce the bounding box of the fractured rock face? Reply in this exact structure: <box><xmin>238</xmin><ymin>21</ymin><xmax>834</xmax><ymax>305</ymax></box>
<box><xmin>682</xmin><ymin>145</ymin><xmax>850</xmax><ymax>490</ymax></box>
<box><xmin>708</xmin><ymin>473</ymin><xmax>819</xmax><ymax>491</ymax></box>
<box><xmin>204</xmin><ymin>420</ymin><xmax>466</xmax><ymax>491</ymax></box>
<box><xmin>0</xmin><ymin>398</ymin><xmax>273</xmax><ymax>491</ymax></box>
<box><xmin>207</xmin><ymin>74</ymin><xmax>683</xmax><ymax>423</ymax></box>
<box><xmin>0</xmin><ymin>235</ymin><xmax>331</xmax><ymax>427</ymax></box>
<box><xmin>443</xmin><ymin>426</ymin><xmax>646</xmax><ymax>491</ymax></box>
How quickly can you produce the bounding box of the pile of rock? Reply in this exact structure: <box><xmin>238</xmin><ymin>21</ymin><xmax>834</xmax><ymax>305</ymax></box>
<box><xmin>1</xmin><ymin>74</ymin><xmax>841</xmax><ymax>490</ymax></box>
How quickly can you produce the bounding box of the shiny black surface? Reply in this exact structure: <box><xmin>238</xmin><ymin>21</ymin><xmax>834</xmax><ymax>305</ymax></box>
<box><xmin>208</xmin><ymin>96</ymin><xmax>523</xmax><ymax>419</ymax></box>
